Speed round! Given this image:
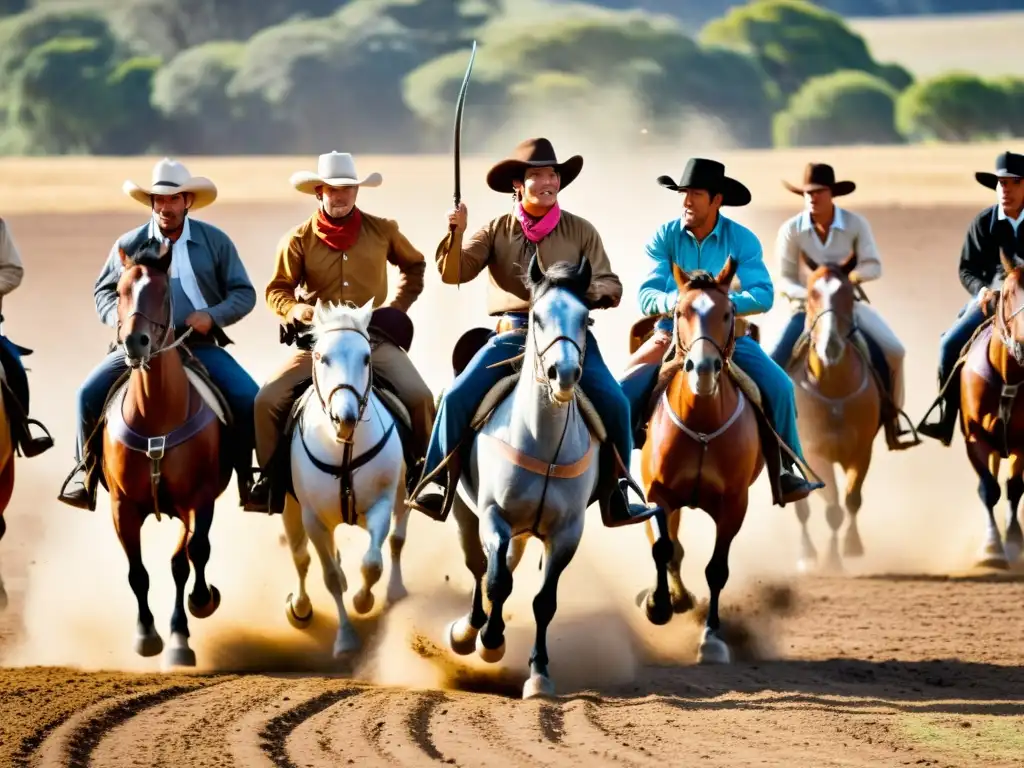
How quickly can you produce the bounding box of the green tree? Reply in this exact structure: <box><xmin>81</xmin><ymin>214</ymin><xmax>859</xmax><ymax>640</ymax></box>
<box><xmin>774</xmin><ymin>69</ymin><xmax>901</xmax><ymax>147</ymax></box>
<box><xmin>336</xmin><ymin>0</ymin><xmax>500</xmax><ymax>54</ymax></box>
<box><xmin>896</xmin><ymin>72</ymin><xmax>1007</xmax><ymax>142</ymax></box>
<box><xmin>989</xmin><ymin>75</ymin><xmax>1024</xmax><ymax>138</ymax></box>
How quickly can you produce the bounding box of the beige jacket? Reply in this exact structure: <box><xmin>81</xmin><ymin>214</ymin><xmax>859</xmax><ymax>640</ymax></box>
<box><xmin>0</xmin><ymin>220</ymin><xmax>25</xmax><ymax>317</ymax></box>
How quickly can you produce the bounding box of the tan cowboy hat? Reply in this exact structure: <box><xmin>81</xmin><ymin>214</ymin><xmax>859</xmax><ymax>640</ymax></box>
<box><xmin>123</xmin><ymin>158</ymin><xmax>218</xmax><ymax>209</ymax></box>
<box><xmin>783</xmin><ymin>163</ymin><xmax>856</xmax><ymax>197</ymax></box>
<box><xmin>290</xmin><ymin>152</ymin><xmax>383</xmax><ymax>195</ymax></box>
<box><xmin>486</xmin><ymin>138</ymin><xmax>584</xmax><ymax>193</ymax></box>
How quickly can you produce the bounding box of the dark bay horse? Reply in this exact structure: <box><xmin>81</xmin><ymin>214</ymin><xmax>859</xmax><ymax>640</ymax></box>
<box><xmin>787</xmin><ymin>252</ymin><xmax>882</xmax><ymax>574</ymax></box>
<box><xmin>104</xmin><ymin>239</ymin><xmax>230</xmax><ymax>666</ymax></box>
<box><xmin>637</xmin><ymin>257</ymin><xmax>764</xmax><ymax>664</ymax></box>
<box><xmin>960</xmin><ymin>250</ymin><xmax>1024</xmax><ymax>569</ymax></box>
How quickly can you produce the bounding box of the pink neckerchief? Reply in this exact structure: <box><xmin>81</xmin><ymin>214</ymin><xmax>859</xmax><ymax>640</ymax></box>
<box><xmin>515</xmin><ymin>201</ymin><xmax>561</xmax><ymax>242</ymax></box>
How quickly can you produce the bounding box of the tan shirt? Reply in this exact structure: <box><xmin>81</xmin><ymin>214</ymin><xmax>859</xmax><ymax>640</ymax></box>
<box><xmin>0</xmin><ymin>219</ymin><xmax>25</xmax><ymax>317</ymax></box>
<box><xmin>267</xmin><ymin>210</ymin><xmax>426</xmax><ymax>320</ymax></box>
<box><xmin>435</xmin><ymin>210</ymin><xmax>622</xmax><ymax>314</ymax></box>
<box><xmin>774</xmin><ymin>206</ymin><xmax>882</xmax><ymax>301</ymax></box>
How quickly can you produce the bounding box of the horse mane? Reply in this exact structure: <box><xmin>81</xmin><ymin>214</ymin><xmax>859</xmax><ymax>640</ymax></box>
<box><xmin>311</xmin><ymin>300</ymin><xmax>371</xmax><ymax>344</ymax></box>
<box><xmin>682</xmin><ymin>270</ymin><xmax>729</xmax><ymax>295</ymax></box>
<box><xmin>526</xmin><ymin>259</ymin><xmax>590</xmax><ymax>305</ymax></box>
<box><xmin>125</xmin><ymin>237</ymin><xmax>170</xmax><ymax>273</ymax></box>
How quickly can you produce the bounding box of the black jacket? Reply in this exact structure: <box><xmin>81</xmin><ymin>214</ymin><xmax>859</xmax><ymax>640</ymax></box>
<box><xmin>959</xmin><ymin>204</ymin><xmax>1024</xmax><ymax>297</ymax></box>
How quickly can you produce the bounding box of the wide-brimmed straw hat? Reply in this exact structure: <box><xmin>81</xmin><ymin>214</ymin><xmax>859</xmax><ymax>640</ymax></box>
<box><xmin>486</xmin><ymin>138</ymin><xmax>584</xmax><ymax>193</ymax></box>
<box><xmin>290</xmin><ymin>152</ymin><xmax>383</xmax><ymax>195</ymax></box>
<box><xmin>123</xmin><ymin>158</ymin><xmax>218</xmax><ymax>209</ymax></box>
<box><xmin>783</xmin><ymin>163</ymin><xmax>856</xmax><ymax>197</ymax></box>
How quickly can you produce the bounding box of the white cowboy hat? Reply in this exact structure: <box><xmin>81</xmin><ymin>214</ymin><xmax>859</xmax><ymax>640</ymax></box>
<box><xmin>290</xmin><ymin>152</ymin><xmax>383</xmax><ymax>195</ymax></box>
<box><xmin>122</xmin><ymin>158</ymin><xmax>218</xmax><ymax>209</ymax></box>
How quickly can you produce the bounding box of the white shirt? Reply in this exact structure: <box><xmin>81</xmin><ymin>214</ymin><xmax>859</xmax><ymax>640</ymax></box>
<box><xmin>774</xmin><ymin>206</ymin><xmax>882</xmax><ymax>301</ymax></box>
<box><xmin>147</xmin><ymin>215</ymin><xmax>208</xmax><ymax>311</ymax></box>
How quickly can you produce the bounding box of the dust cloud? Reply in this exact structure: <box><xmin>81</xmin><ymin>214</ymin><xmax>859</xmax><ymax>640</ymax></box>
<box><xmin>0</xmin><ymin>91</ymin><xmax>1005</xmax><ymax>693</ymax></box>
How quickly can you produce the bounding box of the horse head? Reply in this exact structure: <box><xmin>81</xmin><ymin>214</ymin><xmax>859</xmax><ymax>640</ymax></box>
<box><xmin>801</xmin><ymin>250</ymin><xmax>857</xmax><ymax>367</ymax></box>
<box><xmin>309</xmin><ymin>298</ymin><xmax>375</xmax><ymax>443</ymax></box>
<box><xmin>525</xmin><ymin>252</ymin><xmax>592</xmax><ymax>404</ymax></box>
<box><xmin>117</xmin><ymin>237</ymin><xmax>174</xmax><ymax>369</ymax></box>
<box><xmin>671</xmin><ymin>257</ymin><xmax>737</xmax><ymax>397</ymax></box>
<box><xmin>998</xmin><ymin>250</ymin><xmax>1024</xmax><ymax>365</ymax></box>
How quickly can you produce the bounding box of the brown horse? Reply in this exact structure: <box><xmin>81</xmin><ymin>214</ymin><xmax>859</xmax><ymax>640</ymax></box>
<box><xmin>636</xmin><ymin>257</ymin><xmax>765</xmax><ymax>664</ymax></box>
<box><xmin>103</xmin><ymin>238</ymin><xmax>230</xmax><ymax>666</ymax></box>
<box><xmin>0</xmin><ymin>393</ymin><xmax>14</xmax><ymax>610</ymax></box>
<box><xmin>959</xmin><ymin>250</ymin><xmax>1024</xmax><ymax>570</ymax></box>
<box><xmin>786</xmin><ymin>251</ymin><xmax>882</xmax><ymax>574</ymax></box>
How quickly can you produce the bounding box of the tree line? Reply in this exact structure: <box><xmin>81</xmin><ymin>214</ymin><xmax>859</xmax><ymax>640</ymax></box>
<box><xmin>0</xmin><ymin>0</ymin><xmax>1018</xmax><ymax>156</ymax></box>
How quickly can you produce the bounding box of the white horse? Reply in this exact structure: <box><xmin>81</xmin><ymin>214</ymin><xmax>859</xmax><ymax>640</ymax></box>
<box><xmin>447</xmin><ymin>255</ymin><xmax>602</xmax><ymax>700</ymax></box>
<box><xmin>280</xmin><ymin>299</ymin><xmax>410</xmax><ymax>659</ymax></box>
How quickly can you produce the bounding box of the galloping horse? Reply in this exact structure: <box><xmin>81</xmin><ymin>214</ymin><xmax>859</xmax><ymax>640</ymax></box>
<box><xmin>278</xmin><ymin>299</ymin><xmax>410</xmax><ymax>660</ymax></box>
<box><xmin>104</xmin><ymin>239</ymin><xmax>229</xmax><ymax>667</ymax></box>
<box><xmin>786</xmin><ymin>252</ymin><xmax>881</xmax><ymax>573</ymax></box>
<box><xmin>636</xmin><ymin>258</ymin><xmax>765</xmax><ymax>664</ymax></box>
<box><xmin>959</xmin><ymin>250</ymin><xmax>1024</xmax><ymax>569</ymax></box>
<box><xmin>445</xmin><ymin>255</ymin><xmax>611</xmax><ymax>699</ymax></box>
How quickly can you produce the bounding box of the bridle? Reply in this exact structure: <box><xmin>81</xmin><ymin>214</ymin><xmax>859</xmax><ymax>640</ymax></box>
<box><xmin>116</xmin><ymin>268</ymin><xmax>192</xmax><ymax>369</ymax></box>
<box><xmin>673</xmin><ymin>290</ymin><xmax>737</xmax><ymax>370</ymax></box>
<box><xmin>310</xmin><ymin>326</ymin><xmax>374</xmax><ymax>444</ymax></box>
<box><xmin>530</xmin><ymin>319</ymin><xmax>589</xmax><ymax>388</ymax></box>
<box><xmin>997</xmin><ymin>285</ymin><xmax>1024</xmax><ymax>364</ymax></box>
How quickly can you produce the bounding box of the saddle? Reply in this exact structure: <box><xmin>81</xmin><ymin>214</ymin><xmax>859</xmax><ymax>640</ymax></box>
<box><xmin>0</xmin><ymin>334</ymin><xmax>53</xmax><ymax>457</ymax></box>
<box><xmin>81</xmin><ymin>347</ymin><xmax>233</xmax><ymax>498</ymax></box>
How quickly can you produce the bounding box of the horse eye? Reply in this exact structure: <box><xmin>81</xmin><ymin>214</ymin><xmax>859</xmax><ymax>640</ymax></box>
<box><xmin>363</xmin><ymin>353</ymin><xmax>370</xmax><ymax>366</ymax></box>
<box><xmin>533</xmin><ymin>313</ymin><xmax>545</xmax><ymax>330</ymax></box>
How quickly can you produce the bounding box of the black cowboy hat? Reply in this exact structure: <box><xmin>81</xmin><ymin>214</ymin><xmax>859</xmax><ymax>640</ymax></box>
<box><xmin>657</xmin><ymin>158</ymin><xmax>751</xmax><ymax>207</ymax></box>
<box><xmin>486</xmin><ymin>137</ymin><xmax>584</xmax><ymax>193</ymax></box>
<box><xmin>975</xmin><ymin>150</ymin><xmax>1024</xmax><ymax>190</ymax></box>
<box><xmin>783</xmin><ymin>162</ymin><xmax>856</xmax><ymax>197</ymax></box>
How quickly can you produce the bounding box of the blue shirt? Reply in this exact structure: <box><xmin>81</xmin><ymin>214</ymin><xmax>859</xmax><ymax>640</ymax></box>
<box><xmin>637</xmin><ymin>213</ymin><xmax>775</xmax><ymax>318</ymax></box>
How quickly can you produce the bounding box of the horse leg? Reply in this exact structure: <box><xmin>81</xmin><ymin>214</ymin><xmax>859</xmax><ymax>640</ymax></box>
<box><xmin>113</xmin><ymin>500</ymin><xmax>162</xmax><ymax>657</ymax></box>
<box><xmin>808</xmin><ymin>455</ymin><xmax>843</xmax><ymax>574</ymax></box>
<box><xmin>352</xmin><ymin>496</ymin><xmax>393</xmax><ymax>615</ymax></box>
<box><xmin>477</xmin><ymin>504</ymin><xmax>514</xmax><ymax>663</ymax></box>
<box><xmin>386</xmin><ymin>487</ymin><xmax>411</xmax><ymax>605</ymax></box>
<box><xmin>447</xmin><ymin>495</ymin><xmax>487</xmax><ymax>656</ymax></box>
<box><xmin>506</xmin><ymin>535</ymin><xmax>528</xmax><ymax>573</ymax></box>
<box><xmin>0</xmin><ymin>514</ymin><xmax>7</xmax><ymax>612</ymax></box>
<box><xmin>698</xmin><ymin>497</ymin><xmax>745</xmax><ymax>665</ymax></box>
<box><xmin>282</xmin><ymin>493</ymin><xmax>313</xmax><ymax>629</ymax></box>
<box><xmin>523</xmin><ymin>515</ymin><xmax>585</xmax><ymax>700</ymax></box>
<box><xmin>0</xmin><ymin>458</ymin><xmax>14</xmax><ymax>612</ymax></box>
<box><xmin>841</xmin><ymin>449</ymin><xmax>873</xmax><ymax>559</ymax></box>
<box><xmin>640</xmin><ymin>508</ymin><xmax>692</xmax><ymax>615</ymax></box>
<box><xmin>1004</xmin><ymin>455</ymin><xmax>1024</xmax><ymax>564</ymax></box>
<box><xmin>304</xmin><ymin>507</ymin><xmax>359</xmax><ymax>658</ymax></box>
<box><xmin>186</xmin><ymin>502</ymin><xmax>220</xmax><ymax>619</ymax></box>
<box><xmin>793</xmin><ymin>497</ymin><xmax>817</xmax><ymax>574</ymax></box>
<box><xmin>166</xmin><ymin>518</ymin><xmax>196</xmax><ymax>667</ymax></box>
<box><xmin>966</xmin><ymin>438</ymin><xmax>1006</xmax><ymax>569</ymax></box>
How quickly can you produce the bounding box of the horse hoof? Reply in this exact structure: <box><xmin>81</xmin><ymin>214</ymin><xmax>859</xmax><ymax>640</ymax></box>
<box><xmin>134</xmin><ymin>631</ymin><xmax>164</xmax><ymax>658</ymax></box>
<box><xmin>188</xmin><ymin>585</ymin><xmax>221</xmax><ymax>619</ymax></box>
<box><xmin>697</xmin><ymin>629</ymin><xmax>731</xmax><ymax>665</ymax></box>
<box><xmin>166</xmin><ymin>645</ymin><xmax>197</xmax><ymax>668</ymax></box>
<box><xmin>476</xmin><ymin>635</ymin><xmax>506</xmax><ymax>664</ymax></box>
<box><xmin>447</xmin><ymin>618</ymin><xmax>477</xmax><ymax>656</ymax></box>
<box><xmin>352</xmin><ymin>588</ymin><xmax>375</xmax><ymax>615</ymax></box>
<box><xmin>334</xmin><ymin>625</ymin><xmax>362</xmax><ymax>658</ymax></box>
<box><xmin>286</xmin><ymin>593</ymin><xmax>313</xmax><ymax>629</ymax></box>
<box><xmin>1005</xmin><ymin>539</ymin><xmax>1022</xmax><ymax>564</ymax></box>
<box><xmin>843</xmin><ymin>532</ymin><xmax>865</xmax><ymax>558</ymax></box>
<box><xmin>386</xmin><ymin>583</ymin><xmax>409</xmax><ymax>605</ymax></box>
<box><xmin>644</xmin><ymin>589</ymin><xmax>673</xmax><ymax>626</ymax></box>
<box><xmin>671</xmin><ymin>588</ymin><xmax>696</xmax><ymax>615</ymax></box>
<box><xmin>975</xmin><ymin>555</ymin><xmax>1009</xmax><ymax>571</ymax></box>
<box><xmin>522</xmin><ymin>674</ymin><xmax>556</xmax><ymax>700</ymax></box>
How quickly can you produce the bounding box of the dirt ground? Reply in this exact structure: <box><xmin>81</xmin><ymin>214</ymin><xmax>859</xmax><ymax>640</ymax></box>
<box><xmin>0</xmin><ymin>157</ymin><xmax>1022</xmax><ymax>767</ymax></box>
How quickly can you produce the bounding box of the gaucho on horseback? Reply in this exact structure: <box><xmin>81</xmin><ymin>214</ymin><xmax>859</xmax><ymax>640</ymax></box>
<box><xmin>406</xmin><ymin>137</ymin><xmax>661</xmax><ymax>527</ymax></box>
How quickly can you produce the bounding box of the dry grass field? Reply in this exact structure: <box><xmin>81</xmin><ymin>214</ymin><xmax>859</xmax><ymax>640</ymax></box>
<box><xmin>0</xmin><ymin>139</ymin><xmax>1022</xmax><ymax>766</ymax></box>
<box><xmin>849</xmin><ymin>10</ymin><xmax>1024</xmax><ymax>78</ymax></box>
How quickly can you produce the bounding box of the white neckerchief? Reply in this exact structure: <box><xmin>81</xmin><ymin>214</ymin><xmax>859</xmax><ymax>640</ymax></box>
<box><xmin>148</xmin><ymin>215</ymin><xmax>208</xmax><ymax>310</ymax></box>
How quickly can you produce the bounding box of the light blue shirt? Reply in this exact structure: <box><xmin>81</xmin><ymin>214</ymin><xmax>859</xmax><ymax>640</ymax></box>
<box><xmin>637</xmin><ymin>213</ymin><xmax>775</xmax><ymax>317</ymax></box>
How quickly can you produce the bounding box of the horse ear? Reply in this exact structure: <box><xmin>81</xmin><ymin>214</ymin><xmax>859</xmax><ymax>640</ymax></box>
<box><xmin>358</xmin><ymin>298</ymin><xmax>374</xmax><ymax>330</ymax></box>
<box><xmin>313</xmin><ymin>298</ymin><xmax>326</xmax><ymax>324</ymax></box>
<box><xmin>528</xmin><ymin>250</ymin><xmax>544</xmax><ymax>286</ymax></box>
<box><xmin>156</xmin><ymin>240</ymin><xmax>172</xmax><ymax>273</ymax></box>
<box><xmin>118</xmin><ymin>246</ymin><xmax>130</xmax><ymax>268</ymax></box>
<box><xmin>716</xmin><ymin>255</ymin><xmax>738</xmax><ymax>287</ymax></box>
<box><xmin>799</xmin><ymin>250</ymin><xmax>819</xmax><ymax>274</ymax></box>
<box><xmin>839</xmin><ymin>251</ymin><xmax>858</xmax><ymax>275</ymax></box>
<box><xmin>1001</xmin><ymin>249</ymin><xmax>1017</xmax><ymax>276</ymax></box>
<box><xmin>672</xmin><ymin>262</ymin><xmax>690</xmax><ymax>293</ymax></box>
<box><xmin>576</xmin><ymin>255</ymin><xmax>592</xmax><ymax>291</ymax></box>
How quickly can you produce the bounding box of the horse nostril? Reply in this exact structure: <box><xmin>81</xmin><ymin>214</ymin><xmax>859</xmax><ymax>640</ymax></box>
<box><xmin>713</xmin><ymin>358</ymin><xmax>722</xmax><ymax>372</ymax></box>
<box><xmin>684</xmin><ymin>359</ymin><xmax>694</xmax><ymax>372</ymax></box>
<box><xmin>573</xmin><ymin>367</ymin><xmax>582</xmax><ymax>383</ymax></box>
<box><xmin>547</xmin><ymin>364</ymin><xmax>557</xmax><ymax>380</ymax></box>
<box><xmin>138</xmin><ymin>333</ymin><xmax>150</xmax><ymax>348</ymax></box>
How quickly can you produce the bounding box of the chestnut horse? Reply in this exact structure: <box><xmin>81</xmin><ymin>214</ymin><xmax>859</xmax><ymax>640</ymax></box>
<box><xmin>637</xmin><ymin>258</ymin><xmax>764</xmax><ymax>664</ymax></box>
<box><xmin>786</xmin><ymin>252</ymin><xmax>881</xmax><ymax>574</ymax></box>
<box><xmin>103</xmin><ymin>239</ymin><xmax>229</xmax><ymax>667</ymax></box>
<box><xmin>0</xmin><ymin>395</ymin><xmax>13</xmax><ymax>611</ymax></box>
<box><xmin>959</xmin><ymin>251</ymin><xmax>1024</xmax><ymax>569</ymax></box>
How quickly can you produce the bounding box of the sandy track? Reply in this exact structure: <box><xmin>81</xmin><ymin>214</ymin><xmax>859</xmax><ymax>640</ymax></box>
<box><xmin>2</xmin><ymin>177</ymin><xmax>1024</xmax><ymax>766</ymax></box>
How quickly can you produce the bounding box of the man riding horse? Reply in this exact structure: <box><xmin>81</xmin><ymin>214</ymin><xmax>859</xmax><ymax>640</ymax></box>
<box><xmin>58</xmin><ymin>158</ymin><xmax>259</xmax><ymax>510</ymax></box>
<box><xmin>619</xmin><ymin>157</ymin><xmax>824</xmax><ymax>504</ymax></box>
<box><xmin>244</xmin><ymin>151</ymin><xmax>435</xmax><ymax>514</ymax></box>
<box><xmin>0</xmin><ymin>218</ymin><xmax>54</xmax><ymax>458</ymax></box>
<box><xmin>766</xmin><ymin>162</ymin><xmax>918</xmax><ymax>451</ymax></box>
<box><xmin>406</xmin><ymin>137</ymin><xmax>661</xmax><ymax>527</ymax></box>
<box><xmin>918</xmin><ymin>150</ymin><xmax>1024</xmax><ymax>445</ymax></box>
